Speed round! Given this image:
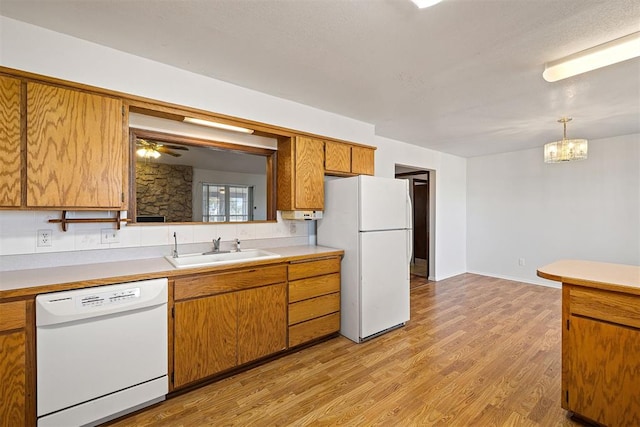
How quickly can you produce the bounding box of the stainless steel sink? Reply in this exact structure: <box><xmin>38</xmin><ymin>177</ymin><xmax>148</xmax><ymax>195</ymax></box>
<box><xmin>165</xmin><ymin>249</ymin><xmax>281</xmax><ymax>269</ymax></box>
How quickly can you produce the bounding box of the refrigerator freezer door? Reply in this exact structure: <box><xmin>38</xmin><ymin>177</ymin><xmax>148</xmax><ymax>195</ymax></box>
<box><xmin>359</xmin><ymin>229</ymin><xmax>410</xmax><ymax>340</ymax></box>
<box><xmin>359</xmin><ymin>176</ymin><xmax>411</xmax><ymax>231</ymax></box>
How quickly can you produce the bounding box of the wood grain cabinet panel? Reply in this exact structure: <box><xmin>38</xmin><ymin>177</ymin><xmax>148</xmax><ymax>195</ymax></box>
<box><xmin>0</xmin><ymin>300</ymin><xmax>28</xmax><ymax>427</ymax></box>
<box><xmin>567</xmin><ymin>316</ymin><xmax>640</xmax><ymax>426</ymax></box>
<box><xmin>173</xmin><ymin>293</ymin><xmax>237</xmax><ymax>388</ymax></box>
<box><xmin>288</xmin><ymin>257</ymin><xmax>340</xmax><ymax>281</ymax></box>
<box><xmin>289</xmin><ymin>293</ymin><xmax>340</xmax><ymax>325</ymax></box>
<box><xmin>277</xmin><ymin>136</ymin><xmax>324</xmax><ymax>211</ymax></box>
<box><xmin>174</xmin><ymin>265</ymin><xmax>286</xmax><ymax>300</ymax></box>
<box><xmin>563</xmin><ymin>285</ymin><xmax>640</xmax><ymax>426</ymax></box>
<box><xmin>289</xmin><ymin>313</ymin><xmax>340</xmax><ymax>348</ymax></box>
<box><xmin>324</xmin><ymin>141</ymin><xmax>351</xmax><ymax>174</ymax></box>
<box><xmin>287</xmin><ymin>256</ymin><xmax>342</xmax><ymax>347</ymax></box>
<box><xmin>173</xmin><ymin>266</ymin><xmax>288</xmax><ymax>388</ymax></box>
<box><xmin>289</xmin><ymin>273</ymin><xmax>340</xmax><ymax>303</ymax></box>
<box><xmin>324</xmin><ymin>142</ymin><xmax>375</xmax><ymax>176</ymax></box>
<box><xmin>238</xmin><ymin>283</ymin><xmax>287</xmax><ymax>365</ymax></box>
<box><xmin>351</xmin><ymin>146</ymin><xmax>375</xmax><ymax>175</ymax></box>
<box><xmin>0</xmin><ymin>75</ymin><xmax>22</xmax><ymax>207</ymax></box>
<box><xmin>26</xmin><ymin>82</ymin><xmax>125</xmax><ymax>208</ymax></box>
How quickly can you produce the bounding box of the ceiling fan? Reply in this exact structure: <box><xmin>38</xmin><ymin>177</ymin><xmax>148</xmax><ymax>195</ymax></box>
<box><xmin>136</xmin><ymin>138</ymin><xmax>189</xmax><ymax>158</ymax></box>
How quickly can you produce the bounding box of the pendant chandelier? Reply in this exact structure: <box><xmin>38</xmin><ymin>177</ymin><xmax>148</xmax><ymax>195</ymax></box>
<box><xmin>544</xmin><ymin>118</ymin><xmax>588</xmax><ymax>163</ymax></box>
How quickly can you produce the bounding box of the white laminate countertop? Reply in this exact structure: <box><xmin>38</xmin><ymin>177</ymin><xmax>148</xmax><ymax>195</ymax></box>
<box><xmin>0</xmin><ymin>245</ymin><xmax>343</xmax><ymax>300</ymax></box>
<box><xmin>537</xmin><ymin>259</ymin><xmax>640</xmax><ymax>295</ymax></box>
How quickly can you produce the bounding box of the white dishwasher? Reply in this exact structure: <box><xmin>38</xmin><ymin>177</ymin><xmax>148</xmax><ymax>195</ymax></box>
<box><xmin>36</xmin><ymin>278</ymin><xmax>168</xmax><ymax>427</ymax></box>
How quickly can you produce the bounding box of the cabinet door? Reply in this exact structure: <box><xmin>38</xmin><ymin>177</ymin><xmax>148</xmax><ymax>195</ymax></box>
<box><xmin>351</xmin><ymin>146</ymin><xmax>375</xmax><ymax>175</ymax></box>
<box><xmin>0</xmin><ymin>76</ymin><xmax>22</xmax><ymax>207</ymax></box>
<box><xmin>26</xmin><ymin>82</ymin><xmax>124</xmax><ymax>208</ymax></box>
<box><xmin>237</xmin><ymin>283</ymin><xmax>287</xmax><ymax>365</ymax></box>
<box><xmin>567</xmin><ymin>315</ymin><xmax>640</xmax><ymax>426</ymax></box>
<box><xmin>174</xmin><ymin>293</ymin><xmax>237</xmax><ymax>388</ymax></box>
<box><xmin>0</xmin><ymin>301</ymin><xmax>27</xmax><ymax>427</ymax></box>
<box><xmin>294</xmin><ymin>136</ymin><xmax>324</xmax><ymax>210</ymax></box>
<box><xmin>324</xmin><ymin>141</ymin><xmax>351</xmax><ymax>174</ymax></box>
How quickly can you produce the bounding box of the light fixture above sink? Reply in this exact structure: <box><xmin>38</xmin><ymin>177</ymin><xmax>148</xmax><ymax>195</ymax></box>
<box><xmin>165</xmin><ymin>249</ymin><xmax>281</xmax><ymax>269</ymax></box>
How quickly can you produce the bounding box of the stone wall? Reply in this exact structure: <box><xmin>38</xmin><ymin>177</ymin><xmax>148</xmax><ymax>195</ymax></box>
<box><xmin>136</xmin><ymin>162</ymin><xmax>193</xmax><ymax>222</ymax></box>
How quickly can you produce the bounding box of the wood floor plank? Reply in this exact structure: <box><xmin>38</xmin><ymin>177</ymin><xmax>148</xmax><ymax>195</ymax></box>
<box><xmin>109</xmin><ymin>273</ymin><xmax>586</xmax><ymax>427</ymax></box>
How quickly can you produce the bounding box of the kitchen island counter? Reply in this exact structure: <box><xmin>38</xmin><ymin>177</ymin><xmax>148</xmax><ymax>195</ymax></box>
<box><xmin>537</xmin><ymin>259</ymin><xmax>640</xmax><ymax>295</ymax></box>
<box><xmin>537</xmin><ymin>259</ymin><xmax>640</xmax><ymax>427</ymax></box>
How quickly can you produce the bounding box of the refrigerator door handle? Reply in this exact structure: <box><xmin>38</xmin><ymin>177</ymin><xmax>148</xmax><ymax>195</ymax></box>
<box><xmin>406</xmin><ymin>188</ymin><xmax>413</xmax><ymax>265</ymax></box>
<box><xmin>407</xmin><ymin>229</ymin><xmax>413</xmax><ymax>267</ymax></box>
<box><xmin>406</xmin><ymin>186</ymin><xmax>413</xmax><ymax>230</ymax></box>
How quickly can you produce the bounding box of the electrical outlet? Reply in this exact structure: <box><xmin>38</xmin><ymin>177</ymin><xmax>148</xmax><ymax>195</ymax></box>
<box><xmin>289</xmin><ymin>222</ymin><xmax>297</xmax><ymax>234</ymax></box>
<box><xmin>518</xmin><ymin>258</ymin><xmax>526</xmax><ymax>266</ymax></box>
<box><xmin>37</xmin><ymin>229</ymin><xmax>53</xmax><ymax>247</ymax></box>
<box><xmin>101</xmin><ymin>228</ymin><xmax>120</xmax><ymax>244</ymax></box>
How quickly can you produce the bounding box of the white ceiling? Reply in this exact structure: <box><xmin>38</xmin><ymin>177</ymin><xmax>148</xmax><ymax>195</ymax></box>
<box><xmin>1</xmin><ymin>0</ymin><xmax>639</xmax><ymax>157</ymax></box>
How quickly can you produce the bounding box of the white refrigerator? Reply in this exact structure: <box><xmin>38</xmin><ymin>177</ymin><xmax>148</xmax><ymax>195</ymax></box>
<box><xmin>317</xmin><ymin>175</ymin><xmax>412</xmax><ymax>343</ymax></box>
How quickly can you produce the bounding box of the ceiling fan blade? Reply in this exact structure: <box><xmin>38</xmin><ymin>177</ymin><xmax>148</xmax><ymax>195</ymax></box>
<box><xmin>156</xmin><ymin>146</ymin><xmax>182</xmax><ymax>157</ymax></box>
<box><xmin>163</xmin><ymin>144</ymin><xmax>189</xmax><ymax>151</ymax></box>
<box><xmin>136</xmin><ymin>138</ymin><xmax>153</xmax><ymax>147</ymax></box>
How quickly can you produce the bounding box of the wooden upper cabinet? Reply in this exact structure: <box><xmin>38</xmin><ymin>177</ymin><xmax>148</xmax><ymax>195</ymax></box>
<box><xmin>324</xmin><ymin>141</ymin><xmax>375</xmax><ymax>176</ymax></box>
<box><xmin>351</xmin><ymin>145</ymin><xmax>375</xmax><ymax>175</ymax></box>
<box><xmin>324</xmin><ymin>141</ymin><xmax>351</xmax><ymax>174</ymax></box>
<box><xmin>0</xmin><ymin>76</ymin><xmax>22</xmax><ymax>207</ymax></box>
<box><xmin>277</xmin><ymin>136</ymin><xmax>324</xmax><ymax>211</ymax></box>
<box><xmin>26</xmin><ymin>82</ymin><xmax>125</xmax><ymax>208</ymax></box>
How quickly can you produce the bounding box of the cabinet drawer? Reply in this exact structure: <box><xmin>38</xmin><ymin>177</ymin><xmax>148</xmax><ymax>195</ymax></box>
<box><xmin>289</xmin><ymin>313</ymin><xmax>340</xmax><ymax>347</ymax></box>
<box><xmin>289</xmin><ymin>273</ymin><xmax>340</xmax><ymax>303</ymax></box>
<box><xmin>288</xmin><ymin>257</ymin><xmax>340</xmax><ymax>281</ymax></box>
<box><xmin>570</xmin><ymin>287</ymin><xmax>640</xmax><ymax>329</ymax></box>
<box><xmin>175</xmin><ymin>265</ymin><xmax>287</xmax><ymax>300</ymax></box>
<box><xmin>289</xmin><ymin>292</ymin><xmax>340</xmax><ymax>325</ymax></box>
<box><xmin>0</xmin><ymin>300</ymin><xmax>26</xmax><ymax>332</ymax></box>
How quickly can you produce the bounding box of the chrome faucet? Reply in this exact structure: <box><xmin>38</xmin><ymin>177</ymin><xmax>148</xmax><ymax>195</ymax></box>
<box><xmin>172</xmin><ymin>232</ymin><xmax>179</xmax><ymax>258</ymax></box>
<box><xmin>202</xmin><ymin>237</ymin><xmax>229</xmax><ymax>255</ymax></box>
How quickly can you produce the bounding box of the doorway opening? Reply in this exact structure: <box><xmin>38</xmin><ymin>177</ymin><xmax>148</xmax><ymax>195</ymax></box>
<box><xmin>395</xmin><ymin>166</ymin><xmax>433</xmax><ymax>280</ymax></box>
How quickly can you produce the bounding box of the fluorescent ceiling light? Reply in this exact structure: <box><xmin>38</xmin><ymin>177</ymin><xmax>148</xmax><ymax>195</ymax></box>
<box><xmin>410</xmin><ymin>0</ymin><xmax>443</xmax><ymax>9</ymax></box>
<box><xmin>543</xmin><ymin>32</ymin><xmax>640</xmax><ymax>82</ymax></box>
<box><xmin>183</xmin><ymin>116</ymin><xmax>254</xmax><ymax>134</ymax></box>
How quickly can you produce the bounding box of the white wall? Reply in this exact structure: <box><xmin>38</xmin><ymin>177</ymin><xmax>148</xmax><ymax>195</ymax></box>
<box><xmin>375</xmin><ymin>136</ymin><xmax>467</xmax><ymax>281</ymax></box>
<box><xmin>0</xmin><ymin>17</ymin><xmax>468</xmax><ymax>281</ymax></box>
<box><xmin>467</xmin><ymin>133</ymin><xmax>640</xmax><ymax>287</ymax></box>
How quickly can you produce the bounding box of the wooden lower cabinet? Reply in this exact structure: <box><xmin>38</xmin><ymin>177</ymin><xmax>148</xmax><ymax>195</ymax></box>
<box><xmin>0</xmin><ymin>300</ymin><xmax>32</xmax><ymax>427</ymax></box>
<box><xmin>172</xmin><ymin>265</ymin><xmax>287</xmax><ymax>389</ymax></box>
<box><xmin>563</xmin><ymin>285</ymin><xmax>640</xmax><ymax>426</ymax></box>
<box><xmin>173</xmin><ymin>293</ymin><xmax>237</xmax><ymax>388</ymax></box>
<box><xmin>288</xmin><ymin>257</ymin><xmax>341</xmax><ymax>347</ymax></box>
<box><xmin>238</xmin><ymin>283</ymin><xmax>287</xmax><ymax>365</ymax></box>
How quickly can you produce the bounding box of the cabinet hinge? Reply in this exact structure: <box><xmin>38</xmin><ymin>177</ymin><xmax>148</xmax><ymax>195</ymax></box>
<box><xmin>567</xmin><ymin>319</ymin><xmax>570</xmax><ymax>330</ymax></box>
<box><xmin>171</xmin><ymin>307</ymin><xmax>175</xmax><ymax>318</ymax></box>
<box><xmin>171</xmin><ymin>372</ymin><xmax>174</xmax><ymax>384</ymax></box>
<box><xmin>566</xmin><ymin>390</ymin><xmax>569</xmax><ymax>404</ymax></box>
<box><xmin>121</xmin><ymin>192</ymin><xmax>125</xmax><ymax>203</ymax></box>
<box><xmin>122</xmin><ymin>105</ymin><xmax>125</xmax><ymax>115</ymax></box>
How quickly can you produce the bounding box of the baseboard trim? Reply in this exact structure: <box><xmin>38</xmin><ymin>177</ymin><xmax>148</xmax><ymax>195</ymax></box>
<box><xmin>465</xmin><ymin>270</ymin><xmax>561</xmax><ymax>289</ymax></box>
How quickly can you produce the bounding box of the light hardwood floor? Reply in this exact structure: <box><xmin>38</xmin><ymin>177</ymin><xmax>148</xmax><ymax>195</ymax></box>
<box><xmin>111</xmin><ymin>273</ymin><xmax>586</xmax><ymax>426</ymax></box>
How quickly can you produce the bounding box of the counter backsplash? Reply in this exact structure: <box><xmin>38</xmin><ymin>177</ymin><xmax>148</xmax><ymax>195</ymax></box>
<box><xmin>0</xmin><ymin>233</ymin><xmax>310</xmax><ymax>272</ymax></box>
